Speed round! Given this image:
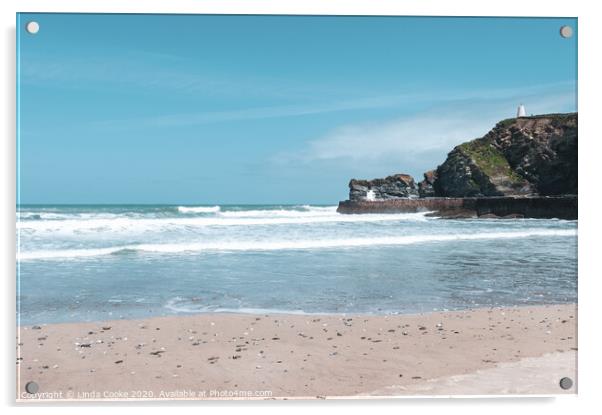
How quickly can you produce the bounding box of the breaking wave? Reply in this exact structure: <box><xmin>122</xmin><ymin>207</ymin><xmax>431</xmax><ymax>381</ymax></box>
<box><xmin>17</xmin><ymin>228</ymin><xmax>576</xmax><ymax>261</ymax></box>
<box><xmin>16</xmin><ymin>209</ymin><xmax>429</xmax><ymax>233</ymax></box>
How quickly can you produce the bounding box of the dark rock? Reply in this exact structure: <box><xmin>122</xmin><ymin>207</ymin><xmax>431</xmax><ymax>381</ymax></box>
<box><xmin>474</xmin><ymin>196</ymin><xmax>575</xmax><ymax>219</ymax></box>
<box><xmin>433</xmin><ymin>113</ymin><xmax>576</xmax><ymax>197</ymax></box>
<box><xmin>418</xmin><ymin>170</ymin><xmax>437</xmax><ymax>197</ymax></box>
<box><xmin>338</xmin><ymin>198</ymin><xmax>469</xmax><ymax>215</ymax></box>
<box><xmin>337</xmin><ymin>196</ymin><xmax>577</xmax><ymax>219</ymax></box>
<box><xmin>493</xmin><ymin>116</ymin><xmax>577</xmax><ymax>195</ymax></box>
<box><xmin>434</xmin><ymin>139</ymin><xmax>532</xmax><ymax>197</ymax></box>
<box><xmin>349</xmin><ymin>174</ymin><xmax>418</xmax><ymax>201</ymax></box>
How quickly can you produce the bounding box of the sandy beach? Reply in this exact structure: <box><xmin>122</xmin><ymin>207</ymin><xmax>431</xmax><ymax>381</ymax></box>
<box><xmin>17</xmin><ymin>304</ymin><xmax>577</xmax><ymax>400</ymax></box>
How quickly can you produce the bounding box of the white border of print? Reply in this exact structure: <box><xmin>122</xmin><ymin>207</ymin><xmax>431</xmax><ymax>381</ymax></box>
<box><xmin>1</xmin><ymin>0</ymin><xmax>600</xmax><ymax>414</ymax></box>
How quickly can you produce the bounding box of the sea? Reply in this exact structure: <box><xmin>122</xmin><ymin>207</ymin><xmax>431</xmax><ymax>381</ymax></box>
<box><xmin>16</xmin><ymin>204</ymin><xmax>577</xmax><ymax>325</ymax></box>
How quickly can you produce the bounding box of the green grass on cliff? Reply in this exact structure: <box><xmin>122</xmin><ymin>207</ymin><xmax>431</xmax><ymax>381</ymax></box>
<box><xmin>496</xmin><ymin>112</ymin><xmax>577</xmax><ymax>129</ymax></box>
<box><xmin>458</xmin><ymin>139</ymin><xmax>523</xmax><ymax>183</ymax></box>
<box><xmin>523</xmin><ymin>112</ymin><xmax>577</xmax><ymax>120</ymax></box>
<box><xmin>496</xmin><ymin>117</ymin><xmax>517</xmax><ymax>129</ymax></box>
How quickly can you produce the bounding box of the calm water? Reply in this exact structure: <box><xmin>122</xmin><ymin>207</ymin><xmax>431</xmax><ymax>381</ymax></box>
<box><xmin>16</xmin><ymin>204</ymin><xmax>577</xmax><ymax>325</ymax></box>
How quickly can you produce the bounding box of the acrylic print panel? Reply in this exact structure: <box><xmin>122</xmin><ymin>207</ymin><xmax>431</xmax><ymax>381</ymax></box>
<box><xmin>16</xmin><ymin>13</ymin><xmax>577</xmax><ymax>400</ymax></box>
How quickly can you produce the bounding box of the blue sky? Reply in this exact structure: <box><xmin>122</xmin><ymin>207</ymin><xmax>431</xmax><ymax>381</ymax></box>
<box><xmin>17</xmin><ymin>14</ymin><xmax>577</xmax><ymax>204</ymax></box>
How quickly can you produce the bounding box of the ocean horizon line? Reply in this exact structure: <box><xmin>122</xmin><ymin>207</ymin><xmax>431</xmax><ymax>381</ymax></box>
<box><xmin>16</xmin><ymin>202</ymin><xmax>339</xmax><ymax>207</ymax></box>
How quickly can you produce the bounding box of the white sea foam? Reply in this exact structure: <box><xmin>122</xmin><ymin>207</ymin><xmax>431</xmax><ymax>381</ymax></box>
<box><xmin>17</xmin><ymin>228</ymin><xmax>577</xmax><ymax>261</ymax></box>
<box><xmin>16</xmin><ymin>209</ymin><xmax>429</xmax><ymax>233</ymax></box>
<box><xmin>17</xmin><ymin>211</ymin><xmax>126</xmax><ymax>222</ymax></box>
<box><xmin>217</xmin><ymin>206</ymin><xmax>337</xmax><ymax>218</ymax></box>
<box><xmin>18</xmin><ymin>246</ymin><xmax>123</xmax><ymax>260</ymax></box>
<box><xmin>18</xmin><ymin>212</ymin><xmax>81</xmax><ymax>220</ymax></box>
<box><xmin>164</xmin><ymin>297</ymin><xmax>333</xmax><ymax>315</ymax></box>
<box><xmin>177</xmin><ymin>206</ymin><xmax>221</xmax><ymax>213</ymax></box>
<box><xmin>299</xmin><ymin>205</ymin><xmax>339</xmax><ymax>212</ymax></box>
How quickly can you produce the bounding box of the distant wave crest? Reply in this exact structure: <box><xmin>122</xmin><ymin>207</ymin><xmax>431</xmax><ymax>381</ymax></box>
<box><xmin>217</xmin><ymin>205</ymin><xmax>338</xmax><ymax>218</ymax></box>
<box><xmin>16</xmin><ymin>208</ymin><xmax>428</xmax><ymax>233</ymax></box>
<box><xmin>177</xmin><ymin>206</ymin><xmax>221</xmax><ymax>213</ymax></box>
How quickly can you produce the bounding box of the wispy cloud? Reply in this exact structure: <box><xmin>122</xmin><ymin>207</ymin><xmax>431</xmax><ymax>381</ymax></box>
<box><xmin>92</xmin><ymin>93</ymin><xmax>426</xmax><ymax>129</ymax></box>
<box><xmin>23</xmin><ymin>51</ymin><xmax>575</xmax><ymax>133</ymax></box>
<box><xmin>21</xmin><ymin>53</ymin><xmax>350</xmax><ymax>102</ymax></box>
<box><xmin>89</xmin><ymin>81</ymin><xmax>575</xmax><ymax>131</ymax></box>
<box><xmin>273</xmin><ymin>86</ymin><xmax>576</xmax><ymax>178</ymax></box>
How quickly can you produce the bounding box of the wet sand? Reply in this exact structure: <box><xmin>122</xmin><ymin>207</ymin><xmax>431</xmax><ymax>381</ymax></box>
<box><xmin>17</xmin><ymin>304</ymin><xmax>577</xmax><ymax>400</ymax></box>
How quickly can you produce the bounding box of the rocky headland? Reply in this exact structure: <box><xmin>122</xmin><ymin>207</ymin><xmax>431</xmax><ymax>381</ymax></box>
<box><xmin>338</xmin><ymin>113</ymin><xmax>577</xmax><ymax>219</ymax></box>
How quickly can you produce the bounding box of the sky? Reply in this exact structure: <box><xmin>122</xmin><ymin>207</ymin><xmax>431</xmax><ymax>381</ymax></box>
<box><xmin>17</xmin><ymin>14</ymin><xmax>577</xmax><ymax>204</ymax></box>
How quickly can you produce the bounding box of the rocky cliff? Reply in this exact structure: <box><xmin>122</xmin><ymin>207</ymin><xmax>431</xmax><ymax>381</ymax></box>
<box><xmin>346</xmin><ymin>113</ymin><xmax>577</xmax><ymax>201</ymax></box>
<box><xmin>339</xmin><ymin>113</ymin><xmax>577</xmax><ymax>218</ymax></box>
<box><xmin>433</xmin><ymin>113</ymin><xmax>577</xmax><ymax>197</ymax></box>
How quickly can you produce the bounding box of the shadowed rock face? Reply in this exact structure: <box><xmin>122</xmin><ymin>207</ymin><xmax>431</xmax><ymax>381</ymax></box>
<box><xmin>418</xmin><ymin>170</ymin><xmax>437</xmax><ymax>198</ymax></box>
<box><xmin>349</xmin><ymin>174</ymin><xmax>418</xmax><ymax>201</ymax></box>
<box><xmin>492</xmin><ymin>115</ymin><xmax>577</xmax><ymax>195</ymax></box>
<box><xmin>433</xmin><ymin>113</ymin><xmax>577</xmax><ymax>197</ymax></box>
